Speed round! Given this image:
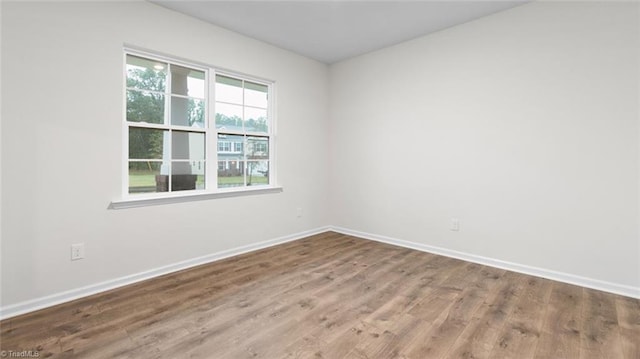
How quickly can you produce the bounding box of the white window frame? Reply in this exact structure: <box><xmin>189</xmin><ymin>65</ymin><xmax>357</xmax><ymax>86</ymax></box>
<box><xmin>110</xmin><ymin>48</ymin><xmax>281</xmax><ymax>209</ymax></box>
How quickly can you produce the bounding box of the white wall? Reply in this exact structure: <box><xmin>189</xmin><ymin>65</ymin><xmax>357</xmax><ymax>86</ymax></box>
<box><xmin>329</xmin><ymin>1</ymin><xmax>640</xmax><ymax>291</ymax></box>
<box><xmin>1</xmin><ymin>1</ymin><xmax>329</xmax><ymax>308</ymax></box>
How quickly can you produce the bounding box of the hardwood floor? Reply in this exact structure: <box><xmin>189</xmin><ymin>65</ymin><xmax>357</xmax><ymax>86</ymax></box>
<box><xmin>1</xmin><ymin>232</ymin><xmax>638</xmax><ymax>358</ymax></box>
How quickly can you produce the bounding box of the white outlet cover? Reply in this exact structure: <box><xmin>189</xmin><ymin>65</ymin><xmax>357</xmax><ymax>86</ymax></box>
<box><xmin>450</xmin><ymin>218</ymin><xmax>460</xmax><ymax>231</ymax></box>
<box><xmin>71</xmin><ymin>243</ymin><xmax>85</xmax><ymax>260</ymax></box>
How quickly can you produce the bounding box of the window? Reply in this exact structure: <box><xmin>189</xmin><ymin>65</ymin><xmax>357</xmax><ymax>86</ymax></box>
<box><xmin>123</xmin><ymin>50</ymin><xmax>274</xmax><ymax>199</ymax></box>
<box><xmin>215</xmin><ymin>75</ymin><xmax>271</xmax><ymax>188</ymax></box>
<box><xmin>217</xmin><ymin>141</ymin><xmax>231</xmax><ymax>152</ymax></box>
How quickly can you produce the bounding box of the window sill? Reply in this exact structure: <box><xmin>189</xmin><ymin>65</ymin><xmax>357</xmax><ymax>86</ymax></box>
<box><xmin>109</xmin><ymin>186</ymin><xmax>283</xmax><ymax>210</ymax></box>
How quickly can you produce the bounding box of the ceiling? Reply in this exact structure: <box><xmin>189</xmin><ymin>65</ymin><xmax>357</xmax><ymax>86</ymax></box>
<box><xmin>152</xmin><ymin>1</ymin><xmax>531</xmax><ymax>64</ymax></box>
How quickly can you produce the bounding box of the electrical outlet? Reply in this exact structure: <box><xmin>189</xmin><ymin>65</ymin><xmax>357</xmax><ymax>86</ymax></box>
<box><xmin>71</xmin><ymin>243</ymin><xmax>85</xmax><ymax>261</ymax></box>
<box><xmin>450</xmin><ymin>218</ymin><xmax>460</xmax><ymax>232</ymax></box>
<box><xmin>296</xmin><ymin>207</ymin><xmax>303</xmax><ymax>218</ymax></box>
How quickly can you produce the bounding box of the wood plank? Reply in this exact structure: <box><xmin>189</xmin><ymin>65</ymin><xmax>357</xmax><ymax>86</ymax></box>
<box><xmin>318</xmin><ymin>320</ymin><xmax>383</xmax><ymax>358</ymax></box>
<box><xmin>534</xmin><ymin>283</ymin><xmax>583</xmax><ymax>359</ymax></box>
<box><xmin>487</xmin><ymin>276</ymin><xmax>553</xmax><ymax>359</ymax></box>
<box><xmin>444</xmin><ymin>271</ymin><xmax>527</xmax><ymax>359</ymax></box>
<box><xmin>354</xmin><ymin>313</ymin><xmax>425</xmax><ymax>358</ymax></box>
<box><xmin>615</xmin><ymin>296</ymin><xmax>640</xmax><ymax>358</ymax></box>
<box><xmin>580</xmin><ymin>289</ymin><xmax>624</xmax><ymax>358</ymax></box>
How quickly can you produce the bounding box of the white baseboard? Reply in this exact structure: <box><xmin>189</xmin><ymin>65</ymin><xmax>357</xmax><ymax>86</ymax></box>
<box><xmin>330</xmin><ymin>226</ymin><xmax>640</xmax><ymax>299</ymax></box>
<box><xmin>0</xmin><ymin>226</ymin><xmax>331</xmax><ymax>320</ymax></box>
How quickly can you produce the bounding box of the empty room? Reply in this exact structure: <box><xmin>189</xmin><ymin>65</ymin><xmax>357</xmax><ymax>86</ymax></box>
<box><xmin>1</xmin><ymin>0</ymin><xmax>639</xmax><ymax>358</ymax></box>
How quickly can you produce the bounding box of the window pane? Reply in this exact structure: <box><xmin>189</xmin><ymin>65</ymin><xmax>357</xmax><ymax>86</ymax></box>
<box><xmin>129</xmin><ymin>128</ymin><xmax>165</xmax><ymax>159</ymax></box>
<box><xmin>218</xmin><ymin>134</ymin><xmax>244</xmax><ymax>188</ymax></box>
<box><xmin>172</xmin><ymin>131</ymin><xmax>205</xmax><ymax>160</ymax></box>
<box><xmin>246</xmin><ymin>161</ymin><xmax>269</xmax><ymax>186</ymax></box>
<box><xmin>171</xmin><ymin>65</ymin><xmax>205</xmax><ymax>98</ymax></box>
<box><xmin>245</xmin><ymin>82</ymin><xmax>268</xmax><ymax>108</ymax></box>
<box><xmin>218</xmin><ymin>134</ymin><xmax>244</xmax><ymax>155</ymax></box>
<box><xmin>244</xmin><ymin>107</ymin><xmax>268</xmax><ymax>133</ymax></box>
<box><xmin>171</xmin><ymin>97</ymin><xmax>205</xmax><ymax>127</ymax></box>
<box><xmin>189</xmin><ymin>161</ymin><xmax>206</xmax><ymax>190</ymax></box>
<box><xmin>190</xmin><ymin>99</ymin><xmax>205</xmax><ymax>127</ymax></box>
<box><xmin>128</xmin><ymin>161</ymin><xmax>163</xmax><ymax>194</ymax></box>
<box><xmin>126</xmin><ymin>55</ymin><xmax>166</xmax><ymax>92</ymax></box>
<box><xmin>216</xmin><ymin>102</ymin><xmax>243</xmax><ymax>131</ymax></box>
<box><xmin>216</xmin><ymin>75</ymin><xmax>243</xmax><ymax>104</ymax></box>
<box><xmin>218</xmin><ymin>176</ymin><xmax>244</xmax><ymax>188</ymax></box>
<box><xmin>196</xmin><ymin>173</ymin><xmax>205</xmax><ymax>190</ymax></box>
<box><xmin>169</xmin><ymin>165</ymin><xmax>199</xmax><ymax>192</ymax></box>
<box><xmin>127</xmin><ymin>90</ymin><xmax>165</xmax><ymax>124</ymax></box>
<box><xmin>218</xmin><ymin>161</ymin><xmax>244</xmax><ymax>188</ymax></box>
<box><xmin>247</xmin><ymin>137</ymin><xmax>268</xmax><ymax>160</ymax></box>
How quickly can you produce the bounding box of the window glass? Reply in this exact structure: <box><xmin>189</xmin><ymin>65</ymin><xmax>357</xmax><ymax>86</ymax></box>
<box><xmin>170</xmin><ymin>97</ymin><xmax>205</xmax><ymax>127</ymax></box>
<box><xmin>126</xmin><ymin>90</ymin><xmax>165</xmax><ymax>124</ymax></box>
<box><xmin>171</xmin><ymin>65</ymin><xmax>205</xmax><ymax>98</ymax></box>
<box><xmin>215</xmin><ymin>75</ymin><xmax>243</xmax><ymax>104</ymax></box>
<box><xmin>244</xmin><ymin>81</ymin><xmax>268</xmax><ymax>108</ymax></box>
<box><xmin>245</xmin><ymin>107</ymin><xmax>268</xmax><ymax>133</ymax></box>
<box><xmin>217</xmin><ymin>134</ymin><xmax>245</xmax><ymax>188</ymax></box>
<box><xmin>247</xmin><ymin>137</ymin><xmax>269</xmax><ymax>160</ymax></box>
<box><xmin>128</xmin><ymin>162</ymin><xmax>163</xmax><ymax>194</ymax></box>
<box><xmin>129</xmin><ymin>128</ymin><xmax>165</xmax><ymax>159</ymax></box>
<box><xmin>247</xmin><ymin>161</ymin><xmax>269</xmax><ymax>186</ymax></box>
<box><xmin>126</xmin><ymin>55</ymin><xmax>166</xmax><ymax>92</ymax></box>
<box><xmin>215</xmin><ymin>102</ymin><xmax>243</xmax><ymax>130</ymax></box>
<box><xmin>172</xmin><ymin>131</ymin><xmax>205</xmax><ymax>160</ymax></box>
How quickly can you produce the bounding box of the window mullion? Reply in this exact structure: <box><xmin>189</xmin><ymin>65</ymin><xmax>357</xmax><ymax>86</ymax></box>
<box><xmin>241</xmin><ymin>79</ymin><xmax>246</xmax><ymax>187</ymax></box>
<box><xmin>268</xmin><ymin>82</ymin><xmax>275</xmax><ymax>186</ymax></box>
<box><xmin>166</xmin><ymin>64</ymin><xmax>172</xmax><ymax>193</ymax></box>
<box><xmin>243</xmin><ymin>135</ymin><xmax>247</xmax><ymax>187</ymax></box>
<box><xmin>126</xmin><ymin>122</ymin><xmax>172</xmax><ymax>130</ymax></box>
<box><xmin>207</xmin><ymin>70</ymin><xmax>216</xmax><ymax>191</ymax></box>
